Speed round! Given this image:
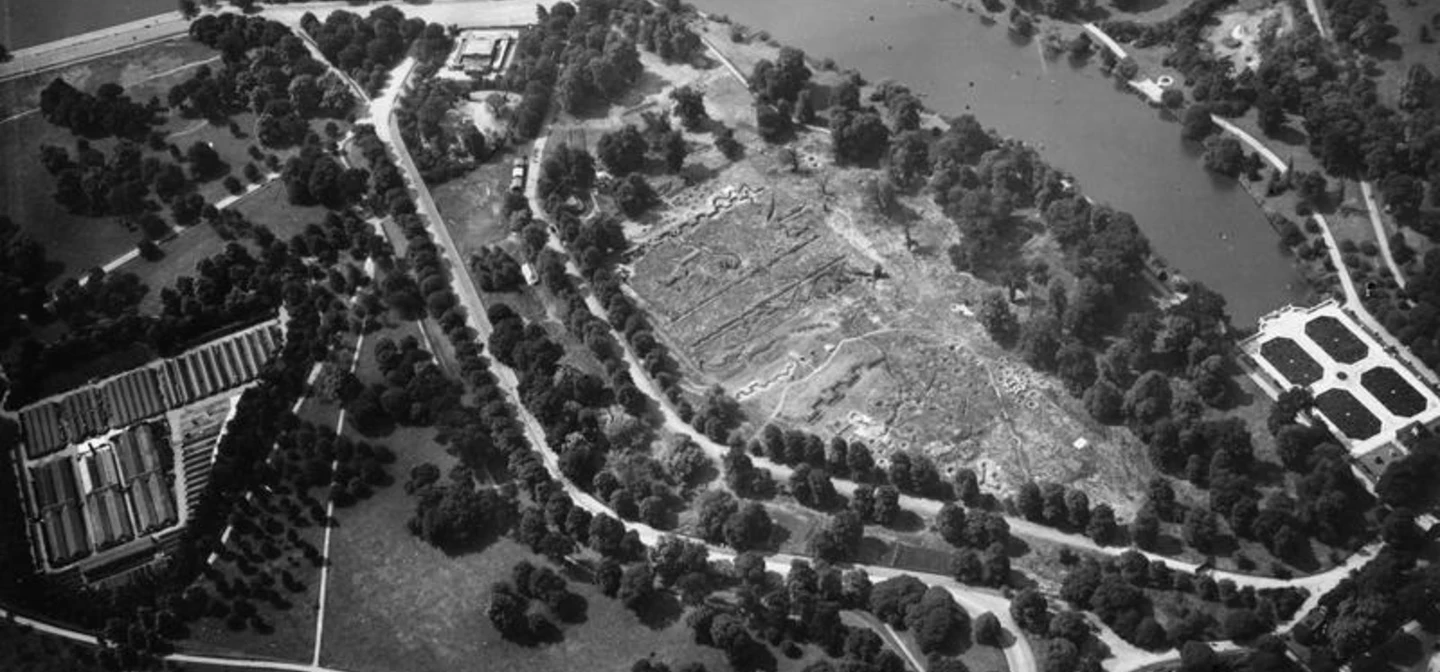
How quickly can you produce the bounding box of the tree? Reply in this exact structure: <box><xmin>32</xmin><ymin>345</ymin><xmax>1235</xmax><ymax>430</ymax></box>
<box><xmin>906</xmin><ymin>587</ymin><xmax>970</xmax><ymax>654</ymax></box>
<box><xmin>187</xmin><ymin>141</ymin><xmax>224</xmax><ymax>180</ymax></box>
<box><xmin>1178</xmin><ymin>641</ymin><xmax>1216</xmax><ymax>672</ymax></box>
<box><xmin>873</xmin><ymin>485</ymin><xmax>901</xmax><ymax>526</ymax></box>
<box><xmin>830</xmin><ymin>110</ymin><xmax>891</xmax><ymax>164</ymax></box>
<box><xmin>179</xmin><ymin>0</ymin><xmax>200</xmax><ymax>18</ymax></box>
<box><xmin>868</xmin><ymin>574</ymin><xmax>927</xmax><ymax>627</ymax></box>
<box><xmin>715</xmin><ymin>126</ymin><xmax>742</xmax><ymax>160</ymax></box>
<box><xmin>618</xmin><ymin>563</ymin><xmax>655</xmax><ymax>612</ymax></box>
<box><xmin>724</xmin><ymin>502</ymin><xmax>773</xmax><ymax>551</ymax></box>
<box><xmin>936</xmin><ymin>503</ymin><xmax>967</xmax><ymax>546</ymax></box>
<box><xmin>755</xmin><ymin>103</ymin><xmax>792</xmax><ymax>142</ymax></box>
<box><xmin>460</xmin><ymin>125</ymin><xmax>488</xmax><ymax>161</ymax></box>
<box><xmin>1010</xmin><ymin>589</ymin><xmax>1050</xmax><ymax>633</ymax></box>
<box><xmin>1202</xmin><ymin>136</ymin><xmax>1246</xmax><ymax>178</ymax></box>
<box><xmin>1087</xmin><ymin>503</ymin><xmax>1117</xmax><ymax>545</ymax></box>
<box><xmin>1181</xmin><ymin>105</ymin><xmax>1214</xmax><ymax>141</ymax></box>
<box><xmin>670</xmin><ymin>86</ymin><xmax>707</xmax><ymax>130</ymax></box>
<box><xmin>488</xmin><ymin>582</ymin><xmax>531</xmax><ymax>641</ymax></box>
<box><xmin>1017</xmin><ymin>481</ymin><xmax>1044</xmax><ymax>521</ymax></box>
<box><xmin>1132</xmin><ymin>505</ymin><xmax>1161</xmax><ymax>550</ymax></box>
<box><xmin>810</xmin><ymin>511</ymin><xmax>863</xmax><ymax>561</ymax></box>
<box><xmin>597</xmin><ymin>125</ymin><xmax>648</xmax><ymax>176</ymax></box>
<box><xmin>974</xmin><ymin>611</ymin><xmax>1003</xmax><ymax>646</ymax></box>
<box><xmin>1182</xmin><ymin>508</ymin><xmax>1221</xmax><ymax>553</ymax></box>
<box><xmin>1019</xmin><ymin>317</ymin><xmax>1062</xmax><ymax>371</ymax></box>
<box><xmin>1123</xmin><ymin>371</ymin><xmax>1172</xmax><ymax>427</ymax></box>
<box><xmin>660</xmin><ymin>129</ymin><xmax>686</xmax><ymax>173</ymax></box>
<box><xmin>978</xmin><ymin>290</ymin><xmax>1019</xmax><ymax>346</ymax></box>
<box><xmin>615</xmin><ymin>173</ymin><xmax>658</xmax><ymax>217</ymax></box>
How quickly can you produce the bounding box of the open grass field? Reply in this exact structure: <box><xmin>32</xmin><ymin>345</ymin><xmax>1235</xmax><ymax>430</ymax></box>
<box><xmin>113</xmin><ymin>176</ymin><xmax>322</xmax><ymax>315</ymax></box>
<box><xmin>180</xmin><ymin>482</ymin><xmax>328</xmax><ymax>664</ymax></box>
<box><xmin>230</xmin><ymin>178</ymin><xmax>331</xmax><ymax>245</ymax></box>
<box><xmin>1</xmin><ymin>32</ymin><xmax>349</xmax><ymax>292</ymax></box>
<box><xmin>1371</xmin><ymin>0</ymin><xmax>1440</xmax><ymax>111</ymax></box>
<box><xmin>317</xmin><ymin>423</ymin><xmax>736</xmax><ymax>672</ymax></box>
<box><xmin>432</xmin><ymin>147</ymin><xmax>520</xmax><ymax>254</ymax></box>
<box><xmin>0</xmin><ymin>39</ymin><xmax>223</xmax><ymax>281</ymax></box>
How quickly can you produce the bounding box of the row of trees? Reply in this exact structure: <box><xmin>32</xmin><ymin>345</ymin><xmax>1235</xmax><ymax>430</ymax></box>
<box><xmin>39</xmin><ymin>79</ymin><xmax>161</xmax><ymax>140</ymax></box>
<box><xmin>1060</xmin><ymin>551</ymin><xmax>1307</xmax><ymax>650</ymax></box>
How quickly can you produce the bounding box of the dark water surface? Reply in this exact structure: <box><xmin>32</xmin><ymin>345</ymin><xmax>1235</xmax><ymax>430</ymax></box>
<box><xmin>697</xmin><ymin>0</ymin><xmax>1308</xmax><ymax>324</ymax></box>
<box><xmin>1</xmin><ymin>0</ymin><xmax>176</xmax><ymax>50</ymax></box>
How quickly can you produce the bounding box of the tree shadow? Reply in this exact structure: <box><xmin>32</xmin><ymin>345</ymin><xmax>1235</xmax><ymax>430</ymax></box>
<box><xmin>1271</xmin><ymin>124</ymin><xmax>1308</xmax><ymax>148</ymax></box>
<box><xmin>1005</xmin><ymin>535</ymin><xmax>1032</xmax><ymax>559</ymax></box>
<box><xmin>555</xmin><ymin>592</ymin><xmax>589</xmax><ymax>624</ymax></box>
<box><xmin>635</xmin><ymin>591</ymin><xmax>684</xmax><ymax>630</ymax></box>
<box><xmin>1110</xmin><ymin>0</ymin><xmax>1168</xmax><ymax>14</ymax></box>
<box><xmin>888</xmin><ymin>509</ymin><xmax>927</xmax><ymax>533</ymax></box>
<box><xmin>1149</xmin><ymin>533</ymin><xmax>1186</xmax><ymax>557</ymax></box>
<box><xmin>766</xmin><ymin>523</ymin><xmax>792</xmax><ymax>551</ymax></box>
<box><xmin>439</xmin><ymin>530</ymin><xmax>504</xmax><ymax>558</ymax></box>
<box><xmin>1362</xmin><ymin>42</ymin><xmax>1404</xmax><ymax>63</ymax></box>
<box><xmin>608</xmin><ymin>70</ymin><xmax>674</xmax><ymax>113</ymax></box>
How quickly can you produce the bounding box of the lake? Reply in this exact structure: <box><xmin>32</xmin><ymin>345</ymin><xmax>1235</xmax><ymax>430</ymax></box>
<box><xmin>0</xmin><ymin>0</ymin><xmax>177</xmax><ymax>50</ymax></box>
<box><xmin>694</xmin><ymin>0</ymin><xmax>1308</xmax><ymax>324</ymax></box>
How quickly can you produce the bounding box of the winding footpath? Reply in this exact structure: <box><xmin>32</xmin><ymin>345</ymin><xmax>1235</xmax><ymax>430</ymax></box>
<box><xmin>1360</xmin><ymin>180</ymin><xmax>1407</xmax><ymax>289</ymax></box>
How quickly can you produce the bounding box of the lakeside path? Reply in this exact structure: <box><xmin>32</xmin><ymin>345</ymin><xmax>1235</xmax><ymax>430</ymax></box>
<box><xmin>1083</xmin><ymin>22</ymin><xmax>1128</xmax><ymax>60</ymax></box>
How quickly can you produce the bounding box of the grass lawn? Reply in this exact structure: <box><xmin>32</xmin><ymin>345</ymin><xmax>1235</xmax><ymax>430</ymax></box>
<box><xmin>114</xmin><ymin>177</ymin><xmax>332</xmax><ymax>314</ymax></box>
<box><xmin>317</xmin><ymin>415</ymin><xmax>735</xmax><ymax>672</ymax></box>
<box><xmin>0</xmin><ymin>39</ymin><xmax>217</xmax><ymax>118</ymax></box>
<box><xmin>181</xmin><ymin>483</ymin><xmax>328</xmax><ymax>663</ymax></box>
<box><xmin>0</xmin><ymin>109</ymin><xmax>144</xmax><ymax>280</ymax></box>
<box><xmin>432</xmin><ymin>151</ymin><xmax>520</xmax><ymax>255</ymax></box>
<box><xmin>3</xmin><ymin>42</ymin><xmax>347</xmax><ymax>289</ymax></box>
<box><xmin>120</xmin><ymin>223</ymin><xmax>227</xmax><ymax>314</ymax></box>
<box><xmin>230</xmin><ymin>178</ymin><xmax>330</xmax><ymax>245</ymax></box>
<box><xmin>1371</xmin><ymin>0</ymin><xmax>1439</xmax><ymax>110</ymax></box>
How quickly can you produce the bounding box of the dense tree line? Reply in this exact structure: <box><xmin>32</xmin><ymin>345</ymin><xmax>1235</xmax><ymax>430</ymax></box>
<box><xmin>1060</xmin><ymin>551</ymin><xmax>1307</xmax><ymax>650</ymax></box>
<box><xmin>40</xmin><ymin>138</ymin><xmax>207</xmax><ymax>229</ymax></box>
<box><xmin>182</xmin><ymin>14</ymin><xmax>356</xmax><ymax>147</ymax></box>
<box><xmin>689</xmin><ymin>556</ymin><xmax>884</xmax><ymax>669</ymax></box>
<box><xmin>502</xmin><ymin>0</ymin><xmax>655</xmax><ymax>138</ymax></box>
<box><xmin>1322</xmin><ymin>0</ymin><xmax>1399</xmax><ymax>51</ymax></box>
<box><xmin>401</xmin><ymin>80</ymin><xmax>490</xmax><ymax>185</ymax></box>
<box><xmin>1303</xmin><ymin>544</ymin><xmax>1440</xmax><ymax>662</ymax></box>
<box><xmin>281</xmin><ymin>143</ymin><xmax>368</xmax><ymax>209</ymax></box>
<box><xmin>39</xmin><ymin>79</ymin><xmax>162</xmax><ymax>140</ymax></box>
<box><xmin>471</xmin><ymin>245</ymin><xmax>526</xmax><ymax>291</ymax></box>
<box><xmin>301</xmin><ymin>6</ymin><xmax>450</xmax><ymax>97</ymax></box>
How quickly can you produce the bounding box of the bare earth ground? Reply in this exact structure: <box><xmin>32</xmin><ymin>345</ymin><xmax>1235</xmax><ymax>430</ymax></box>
<box><xmin>601</xmin><ymin>44</ymin><xmax>1154</xmax><ymax>514</ymax></box>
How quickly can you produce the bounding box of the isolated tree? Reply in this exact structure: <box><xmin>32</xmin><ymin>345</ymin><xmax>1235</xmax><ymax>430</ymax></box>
<box><xmin>187</xmin><ymin>141</ymin><xmax>224</xmax><ymax>180</ymax></box>
<box><xmin>1010</xmin><ymin>589</ymin><xmax>1050</xmax><ymax>634</ymax></box>
<box><xmin>974</xmin><ymin>611</ymin><xmax>1003</xmax><ymax>647</ymax></box>
<box><xmin>597</xmin><ymin>125</ymin><xmax>648</xmax><ymax>175</ymax></box>
<box><xmin>978</xmin><ymin>290</ymin><xmax>1019</xmax><ymax>346</ymax></box>
<box><xmin>670</xmin><ymin>85</ymin><xmax>707</xmax><ymax>130</ymax></box>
